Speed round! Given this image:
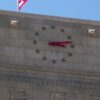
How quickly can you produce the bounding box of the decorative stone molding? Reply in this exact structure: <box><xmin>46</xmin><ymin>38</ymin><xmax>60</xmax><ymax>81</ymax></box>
<box><xmin>90</xmin><ymin>95</ymin><xmax>100</xmax><ymax>100</ymax></box>
<box><xmin>51</xmin><ymin>92</ymin><xmax>67</xmax><ymax>100</ymax></box>
<box><xmin>11</xmin><ymin>20</ymin><xmax>18</xmax><ymax>26</ymax></box>
<box><xmin>88</xmin><ymin>28</ymin><xmax>96</xmax><ymax>37</ymax></box>
<box><xmin>0</xmin><ymin>73</ymin><xmax>100</xmax><ymax>90</ymax></box>
<box><xmin>9</xmin><ymin>87</ymin><xmax>26</xmax><ymax>100</ymax></box>
<box><xmin>10</xmin><ymin>20</ymin><xmax>18</xmax><ymax>29</ymax></box>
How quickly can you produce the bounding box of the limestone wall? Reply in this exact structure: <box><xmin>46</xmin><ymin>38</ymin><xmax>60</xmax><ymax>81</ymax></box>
<box><xmin>0</xmin><ymin>10</ymin><xmax>100</xmax><ymax>100</ymax></box>
<box><xmin>0</xmin><ymin>11</ymin><xmax>100</xmax><ymax>72</ymax></box>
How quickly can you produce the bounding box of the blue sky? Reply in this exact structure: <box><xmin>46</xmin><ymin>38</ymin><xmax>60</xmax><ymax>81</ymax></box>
<box><xmin>0</xmin><ymin>0</ymin><xmax>100</xmax><ymax>21</ymax></box>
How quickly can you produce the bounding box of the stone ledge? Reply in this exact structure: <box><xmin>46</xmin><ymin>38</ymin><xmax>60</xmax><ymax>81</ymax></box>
<box><xmin>0</xmin><ymin>73</ymin><xmax>100</xmax><ymax>90</ymax></box>
<box><xmin>0</xmin><ymin>63</ymin><xmax>100</xmax><ymax>79</ymax></box>
<box><xmin>0</xmin><ymin>10</ymin><xmax>100</xmax><ymax>26</ymax></box>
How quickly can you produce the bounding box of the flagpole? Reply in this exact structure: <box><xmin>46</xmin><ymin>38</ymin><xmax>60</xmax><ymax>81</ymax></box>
<box><xmin>17</xmin><ymin>0</ymin><xmax>19</xmax><ymax>12</ymax></box>
<box><xmin>17</xmin><ymin>0</ymin><xmax>18</xmax><ymax>12</ymax></box>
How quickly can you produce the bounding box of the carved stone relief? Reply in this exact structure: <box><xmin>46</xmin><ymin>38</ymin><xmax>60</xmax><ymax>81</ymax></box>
<box><xmin>51</xmin><ymin>92</ymin><xmax>66</xmax><ymax>100</ymax></box>
<box><xmin>90</xmin><ymin>95</ymin><xmax>100</xmax><ymax>100</ymax></box>
<box><xmin>9</xmin><ymin>87</ymin><xmax>26</xmax><ymax>100</ymax></box>
<box><xmin>94</xmin><ymin>96</ymin><xmax>100</xmax><ymax>100</ymax></box>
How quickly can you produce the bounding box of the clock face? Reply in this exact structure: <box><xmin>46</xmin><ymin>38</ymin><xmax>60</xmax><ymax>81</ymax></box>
<box><xmin>32</xmin><ymin>24</ymin><xmax>75</xmax><ymax>66</ymax></box>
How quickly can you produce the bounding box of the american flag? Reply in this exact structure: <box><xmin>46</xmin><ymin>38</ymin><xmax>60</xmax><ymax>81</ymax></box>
<box><xmin>17</xmin><ymin>0</ymin><xmax>28</xmax><ymax>11</ymax></box>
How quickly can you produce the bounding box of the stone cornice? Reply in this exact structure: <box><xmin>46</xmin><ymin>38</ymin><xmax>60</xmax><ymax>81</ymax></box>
<box><xmin>0</xmin><ymin>64</ymin><xmax>100</xmax><ymax>79</ymax></box>
<box><xmin>0</xmin><ymin>72</ymin><xmax>100</xmax><ymax>90</ymax></box>
<box><xmin>0</xmin><ymin>64</ymin><xmax>100</xmax><ymax>89</ymax></box>
<box><xmin>0</xmin><ymin>10</ymin><xmax>100</xmax><ymax>26</ymax></box>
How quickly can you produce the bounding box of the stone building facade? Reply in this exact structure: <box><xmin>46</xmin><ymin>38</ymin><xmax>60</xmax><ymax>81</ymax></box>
<box><xmin>0</xmin><ymin>10</ymin><xmax>100</xmax><ymax>100</ymax></box>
